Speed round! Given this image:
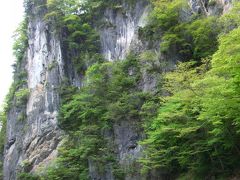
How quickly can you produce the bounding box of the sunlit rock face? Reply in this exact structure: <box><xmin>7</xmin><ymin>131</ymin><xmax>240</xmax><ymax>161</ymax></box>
<box><xmin>24</xmin><ymin>16</ymin><xmax>63</xmax><ymax>171</ymax></box>
<box><xmin>100</xmin><ymin>0</ymin><xmax>150</xmax><ymax>61</ymax></box>
<box><xmin>3</xmin><ymin>1</ymin><xmax>64</xmax><ymax>179</ymax></box>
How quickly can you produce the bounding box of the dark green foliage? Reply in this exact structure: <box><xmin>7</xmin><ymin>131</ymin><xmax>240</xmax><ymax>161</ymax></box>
<box><xmin>45</xmin><ymin>0</ymin><xmax>105</xmax><ymax>74</ymax></box>
<box><xmin>18</xmin><ymin>112</ymin><xmax>27</xmax><ymax>122</ymax></box>
<box><xmin>43</xmin><ymin>52</ymin><xmax>161</xmax><ymax>179</ymax></box>
<box><xmin>47</xmin><ymin>61</ymin><xmax>57</xmax><ymax>71</ymax></box>
<box><xmin>44</xmin><ymin>0</ymin><xmax>139</xmax><ymax>74</ymax></box>
<box><xmin>4</xmin><ymin>70</ymin><xmax>28</xmax><ymax>112</ymax></box>
<box><xmin>50</xmin><ymin>0</ymin><xmax>240</xmax><ymax>178</ymax></box>
<box><xmin>0</xmin><ymin>162</ymin><xmax>2</xmax><ymax>180</ymax></box>
<box><xmin>58</xmin><ymin>54</ymin><xmax>147</xmax><ymax>129</ymax></box>
<box><xmin>64</xmin><ymin>16</ymin><xmax>104</xmax><ymax>74</ymax></box>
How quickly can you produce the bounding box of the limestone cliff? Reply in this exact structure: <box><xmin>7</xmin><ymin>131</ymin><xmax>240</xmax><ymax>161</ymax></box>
<box><xmin>4</xmin><ymin>1</ymin><xmax>64</xmax><ymax>179</ymax></box>
<box><xmin>2</xmin><ymin>0</ymin><xmax>233</xmax><ymax>179</ymax></box>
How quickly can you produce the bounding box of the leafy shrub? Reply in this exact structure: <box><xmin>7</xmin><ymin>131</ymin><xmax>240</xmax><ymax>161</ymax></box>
<box><xmin>186</xmin><ymin>17</ymin><xmax>220</xmax><ymax>60</ymax></box>
<box><xmin>45</xmin><ymin>0</ymin><xmax>105</xmax><ymax>74</ymax></box>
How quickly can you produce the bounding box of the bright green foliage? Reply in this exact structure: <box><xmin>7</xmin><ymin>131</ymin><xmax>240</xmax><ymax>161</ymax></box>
<box><xmin>186</xmin><ymin>17</ymin><xmax>220</xmax><ymax>60</ymax></box>
<box><xmin>198</xmin><ymin>29</ymin><xmax>240</xmax><ymax>166</ymax></box>
<box><xmin>198</xmin><ymin>29</ymin><xmax>240</xmax><ymax>174</ymax></box>
<box><xmin>141</xmin><ymin>27</ymin><xmax>240</xmax><ymax>178</ymax></box>
<box><xmin>218</xmin><ymin>2</ymin><xmax>240</xmax><ymax>33</ymax></box>
<box><xmin>139</xmin><ymin>0</ymin><xmax>185</xmax><ymax>42</ymax></box>
<box><xmin>140</xmin><ymin>6</ymin><xmax>240</xmax><ymax>178</ymax></box>
<box><xmin>140</xmin><ymin>61</ymin><xmax>207</xmax><ymax>175</ymax></box>
<box><xmin>150</xmin><ymin>0</ymin><xmax>187</xmax><ymax>32</ymax></box>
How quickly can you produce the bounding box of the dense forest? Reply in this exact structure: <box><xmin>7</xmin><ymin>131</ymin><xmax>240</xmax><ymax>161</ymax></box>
<box><xmin>1</xmin><ymin>0</ymin><xmax>240</xmax><ymax>179</ymax></box>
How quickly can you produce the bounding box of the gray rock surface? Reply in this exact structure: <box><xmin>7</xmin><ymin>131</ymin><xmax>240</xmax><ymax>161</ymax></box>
<box><xmin>3</xmin><ymin>1</ymin><xmax>64</xmax><ymax>179</ymax></box>
<box><xmin>100</xmin><ymin>0</ymin><xmax>149</xmax><ymax>61</ymax></box>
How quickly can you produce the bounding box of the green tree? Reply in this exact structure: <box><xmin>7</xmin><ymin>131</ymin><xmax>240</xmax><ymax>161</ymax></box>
<box><xmin>141</xmin><ymin>28</ymin><xmax>240</xmax><ymax>178</ymax></box>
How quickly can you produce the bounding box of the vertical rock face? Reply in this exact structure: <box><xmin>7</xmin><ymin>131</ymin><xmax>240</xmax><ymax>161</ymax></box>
<box><xmin>100</xmin><ymin>0</ymin><xmax>150</xmax><ymax>61</ymax></box>
<box><xmin>4</xmin><ymin>1</ymin><xmax>64</xmax><ymax>179</ymax></box>
<box><xmin>24</xmin><ymin>6</ymin><xmax>64</xmax><ymax>171</ymax></box>
<box><xmin>92</xmin><ymin>1</ymin><xmax>152</xmax><ymax>180</ymax></box>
